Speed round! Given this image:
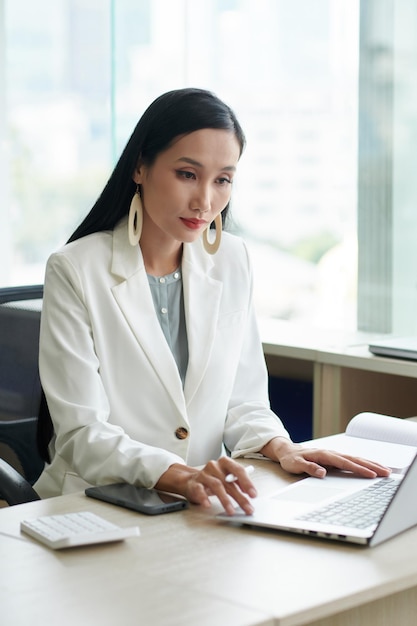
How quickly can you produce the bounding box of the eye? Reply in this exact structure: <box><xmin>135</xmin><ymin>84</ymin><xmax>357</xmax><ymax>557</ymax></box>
<box><xmin>176</xmin><ymin>170</ymin><xmax>196</xmax><ymax>180</ymax></box>
<box><xmin>216</xmin><ymin>176</ymin><xmax>232</xmax><ymax>186</ymax></box>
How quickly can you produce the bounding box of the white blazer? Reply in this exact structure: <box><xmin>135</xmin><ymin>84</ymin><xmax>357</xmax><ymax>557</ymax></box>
<box><xmin>34</xmin><ymin>218</ymin><xmax>289</xmax><ymax>497</ymax></box>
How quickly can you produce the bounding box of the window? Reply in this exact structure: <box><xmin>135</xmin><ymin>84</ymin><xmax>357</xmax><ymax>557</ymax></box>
<box><xmin>1</xmin><ymin>0</ymin><xmax>414</xmax><ymax>334</ymax></box>
<box><xmin>358</xmin><ymin>0</ymin><xmax>417</xmax><ymax>335</ymax></box>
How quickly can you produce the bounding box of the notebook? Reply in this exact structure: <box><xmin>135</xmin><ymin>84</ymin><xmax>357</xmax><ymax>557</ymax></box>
<box><xmin>368</xmin><ymin>336</ymin><xmax>417</xmax><ymax>361</ymax></box>
<box><xmin>218</xmin><ymin>414</ymin><xmax>417</xmax><ymax>546</ymax></box>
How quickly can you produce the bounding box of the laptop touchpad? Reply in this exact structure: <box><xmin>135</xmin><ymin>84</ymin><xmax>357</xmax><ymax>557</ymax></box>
<box><xmin>272</xmin><ymin>480</ymin><xmax>345</xmax><ymax>503</ymax></box>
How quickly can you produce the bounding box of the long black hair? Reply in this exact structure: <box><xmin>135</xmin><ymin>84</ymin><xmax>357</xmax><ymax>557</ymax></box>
<box><xmin>37</xmin><ymin>87</ymin><xmax>246</xmax><ymax>463</ymax></box>
<box><xmin>68</xmin><ymin>87</ymin><xmax>246</xmax><ymax>243</ymax></box>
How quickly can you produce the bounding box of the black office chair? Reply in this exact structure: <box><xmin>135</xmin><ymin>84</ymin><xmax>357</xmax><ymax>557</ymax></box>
<box><xmin>0</xmin><ymin>417</ymin><xmax>44</xmax><ymax>485</ymax></box>
<box><xmin>0</xmin><ymin>457</ymin><xmax>40</xmax><ymax>505</ymax></box>
<box><xmin>0</xmin><ymin>284</ymin><xmax>44</xmax><ymax>305</ymax></box>
<box><xmin>0</xmin><ymin>285</ymin><xmax>45</xmax><ymax>504</ymax></box>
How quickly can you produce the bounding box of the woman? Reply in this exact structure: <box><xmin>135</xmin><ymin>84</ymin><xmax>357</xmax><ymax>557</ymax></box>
<box><xmin>35</xmin><ymin>88</ymin><xmax>389</xmax><ymax>515</ymax></box>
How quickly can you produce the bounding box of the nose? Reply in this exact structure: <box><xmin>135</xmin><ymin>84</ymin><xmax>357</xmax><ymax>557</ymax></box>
<box><xmin>190</xmin><ymin>184</ymin><xmax>211</xmax><ymax>214</ymax></box>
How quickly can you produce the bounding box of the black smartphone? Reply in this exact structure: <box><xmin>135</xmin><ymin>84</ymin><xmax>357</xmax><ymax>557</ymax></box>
<box><xmin>85</xmin><ymin>483</ymin><xmax>189</xmax><ymax>515</ymax></box>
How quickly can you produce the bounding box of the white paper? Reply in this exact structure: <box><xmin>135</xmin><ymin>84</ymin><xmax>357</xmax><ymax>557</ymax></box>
<box><xmin>305</xmin><ymin>432</ymin><xmax>416</xmax><ymax>470</ymax></box>
<box><xmin>346</xmin><ymin>412</ymin><xmax>417</xmax><ymax>447</ymax></box>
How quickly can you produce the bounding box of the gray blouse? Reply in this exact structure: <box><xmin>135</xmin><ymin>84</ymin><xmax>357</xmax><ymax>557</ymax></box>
<box><xmin>147</xmin><ymin>268</ymin><xmax>188</xmax><ymax>385</ymax></box>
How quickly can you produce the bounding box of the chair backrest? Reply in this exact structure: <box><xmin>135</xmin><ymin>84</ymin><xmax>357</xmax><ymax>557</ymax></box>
<box><xmin>0</xmin><ymin>457</ymin><xmax>40</xmax><ymax>505</ymax></box>
<box><xmin>0</xmin><ymin>417</ymin><xmax>44</xmax><ymax>485</ymax></box>
<box><xmin>0</xmin><ymin>285</ymin><xmax>44</xmax><ymax>305</ymax></box>
<box><xmin>0</xmin><ymin>285</ymin><xmax>45</xmax><ymax>487</ymax></box>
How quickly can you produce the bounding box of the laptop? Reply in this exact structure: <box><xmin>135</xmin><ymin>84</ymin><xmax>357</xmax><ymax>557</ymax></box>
<box><xmin>217</xmin><ymin>452</ymin><xmax>417</xmax><ymax>546</ymax></box>
<box><xmin>368</xmin><ymin>336</ymin><xmax>417</xmax><ymax>361</ymax></box>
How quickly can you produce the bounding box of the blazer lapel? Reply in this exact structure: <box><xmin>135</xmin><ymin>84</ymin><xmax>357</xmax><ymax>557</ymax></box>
<box><xmin>182</xmin><ymin>242</ymin><xmax>223</xmax><ymax>405</ymax></box>
<box><xmin>110</xmin><ymin>219</ymin><xmax>187</xmax><ymax>417</ymax></box>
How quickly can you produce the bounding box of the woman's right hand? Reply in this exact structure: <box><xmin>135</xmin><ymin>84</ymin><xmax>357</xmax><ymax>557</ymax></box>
<box><xmin>155</xmin><ymin>459</ymin><xmax>257</xmax><ymax>516</ymax></box>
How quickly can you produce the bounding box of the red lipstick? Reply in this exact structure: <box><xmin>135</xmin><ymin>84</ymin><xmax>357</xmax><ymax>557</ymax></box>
<box><xmin>181</xmin><ymin>218</ymin><xmax>207</xmax><ymax>230</ymax></box>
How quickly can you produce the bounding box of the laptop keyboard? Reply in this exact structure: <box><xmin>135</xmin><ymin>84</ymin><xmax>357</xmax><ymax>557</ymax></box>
<box><xmin>297</xmin><ymin>478</ymin><xmax>400</xmax><ymax>529</ymax></box>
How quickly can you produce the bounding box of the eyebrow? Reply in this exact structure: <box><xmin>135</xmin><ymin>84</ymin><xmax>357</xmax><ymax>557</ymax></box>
<box><xmin>176</xmin><ymin>157</ymin><xmax>236</xmax><ymax>172</ymax></box>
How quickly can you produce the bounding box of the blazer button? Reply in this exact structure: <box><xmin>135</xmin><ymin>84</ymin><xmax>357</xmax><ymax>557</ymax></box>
<box><xmin>175</xmin><ymin>427</ymin><xmax>189</xmax><ymax>440</ymax></box>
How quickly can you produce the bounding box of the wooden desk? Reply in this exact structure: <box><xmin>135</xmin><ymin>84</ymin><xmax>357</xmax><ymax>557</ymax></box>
<box><xmin>2</xmin><ymin>460</ymin><xmax>417</xmax><ymax>626</ymax></box>
<box><xmin>261</xmin><ymin>319</ymin><xmax>417</xmax><ymax>438</ymax></box>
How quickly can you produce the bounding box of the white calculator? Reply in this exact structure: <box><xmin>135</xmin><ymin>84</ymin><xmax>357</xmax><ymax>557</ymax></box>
<box><xmin>20</xmin><ymin>510</ymin><xmax>140</xmax><ymax>550</ymax></box>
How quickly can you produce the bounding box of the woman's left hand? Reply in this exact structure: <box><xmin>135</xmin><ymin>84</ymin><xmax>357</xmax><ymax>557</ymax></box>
<box><xmin>261</xmin><ymin>437</ymin><xmax>391</xmax><ymax>479</ymax></box>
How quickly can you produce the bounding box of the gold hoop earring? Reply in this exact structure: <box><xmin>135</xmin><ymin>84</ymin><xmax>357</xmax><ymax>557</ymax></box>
<box><xmin>128</xmin><ymin>186</ymin><xmax>143</xmax><ymax>246</ymax></box>
<box><xmin>202</xmin><ymin>214</ymin><xmax>222</xmax><ymax>254</ymax></box>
